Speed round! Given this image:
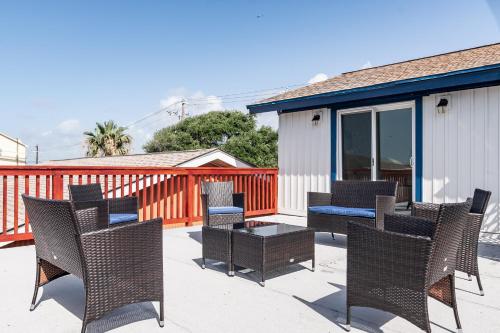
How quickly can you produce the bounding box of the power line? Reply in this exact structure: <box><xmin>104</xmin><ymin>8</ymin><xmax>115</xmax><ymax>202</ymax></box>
<box><xmin>32</xmin><ymin>81</ymin><xmax>306</xmax><ymax>157</ymax></box>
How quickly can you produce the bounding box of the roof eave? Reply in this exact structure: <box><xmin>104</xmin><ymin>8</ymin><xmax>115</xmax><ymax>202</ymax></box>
<box><xmin>247</xmin><ymin>64</ymin><xmax>500</xmax><ymax>113</ymax></box>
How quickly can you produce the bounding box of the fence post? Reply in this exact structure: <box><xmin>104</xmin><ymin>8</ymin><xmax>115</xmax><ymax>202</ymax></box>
<box><xmin>273</xmin><ymin>170</ymin><xmax>278</xmax><ymax>214</ymax></box>
<box><xmin>52</xmin><ymin>171</ymin><xmax>64</xmax><ymax>200</ymax></box>
<box><xmin>186</xmin><ymin>173</ymin><xmax>195</xmax><ymax>226</ymax></box>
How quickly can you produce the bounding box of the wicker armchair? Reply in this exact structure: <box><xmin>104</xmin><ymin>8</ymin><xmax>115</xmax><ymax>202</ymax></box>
<box><xmin>201</xmin><ymin>181</ymin><xmax>245</xmax><ymax>226</ymax></box>
<box><xmin>68</xmin><ymin>183</ymin><xmax>139</xmax><ymax>225</ymax></box>
<box><xmin>411</xmin><ymin>189</ymin><xmax>491</xmax><ymax>295</ymax></box>
<box><xmin>22</xmin><ymin>195</ymin><xmax>164</xmax><ymax>333</ymax></box>
<box><xmin>307</xmin><ymin>181</ymin><xmax>397</xmax><ymax>236</ymax></box>
<box><xmin>346</xmin><ymin>201</ymin><xmax>471</xmax><ymax>333</ymax></box>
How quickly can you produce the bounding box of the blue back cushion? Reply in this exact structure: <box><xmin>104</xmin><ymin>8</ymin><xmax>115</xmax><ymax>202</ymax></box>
<box><xmin>109</xmin><ymin>213</ymin><xmax>138</xmax><ymax>225</ymax></box>
<box><xmin>308</xmin><ymin>205</ymin><xmax>375</xmax><ymax>219</ymax></box>
<box><xmin>208</xmin><ymin>206</ymin><xmax>244</xmax><ymax>215</ymax></box>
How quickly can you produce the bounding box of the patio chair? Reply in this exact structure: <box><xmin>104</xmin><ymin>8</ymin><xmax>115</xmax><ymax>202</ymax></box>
<box><xmin>346</xmin><ymin>201</ymin><xmax>471</xmax><ymax>333</ymax></box>
<box><xmin>68</xmin><ymin>183</ymin><xmax>138</xmax><ymax>225</ymax></box>
<box><xmin>201</xmin><ymin>181</ymin><xmax>245</xmax><ymax>226</ymax></box>
<box><xmin>411</xmin><ymin>189</ymin><xmax>492</xmax><ymax>295</ymax></box>
<box><xmin>22</xmin><ymin>195</ymin><xmax>164</xmax><ymax>333</ymax></box>
<box><xmin>307</xmin><ymin>180</ymin><xmax>397</xmax><ymax>237</ymax></box>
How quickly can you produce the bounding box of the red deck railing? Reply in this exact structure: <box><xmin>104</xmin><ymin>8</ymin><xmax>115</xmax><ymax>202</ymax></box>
<box><xmin>0</xmin><ymin>166</ymin><xmax>278</xmax><ymax>242</ymax></box>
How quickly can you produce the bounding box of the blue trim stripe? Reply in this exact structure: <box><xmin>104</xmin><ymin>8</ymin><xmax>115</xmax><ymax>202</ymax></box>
<box><xmin>331</xmin><ymin>108</ymin><xmax>337</xmax><ymax>184</ymax></box>
<box><xmin>415</xmin><ymin>97</ymin><xmax>423</xmax><ymax>202</ymax></box>
<box><xmin>248</xmin><ymin>64</ymin><xmax>500</xmax><ymax>113</ymax></box>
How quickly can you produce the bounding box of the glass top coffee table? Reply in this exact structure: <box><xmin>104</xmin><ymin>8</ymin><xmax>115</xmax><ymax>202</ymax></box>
<box><xmin>232</xmin><ymin>221</ymin><xmax>315</xmax><ymax>286</ymax></box>
<box><xmin>202</xmin><ymin>220</ymin><xmax>315</xmax><ymax>286</ymax></box>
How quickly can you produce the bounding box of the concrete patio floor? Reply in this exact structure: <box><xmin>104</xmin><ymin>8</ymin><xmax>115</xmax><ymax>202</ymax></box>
<box><xmin>1</xmin><ymin>214</ymin><xmax>500</xmax><ymax>333</ymax></box>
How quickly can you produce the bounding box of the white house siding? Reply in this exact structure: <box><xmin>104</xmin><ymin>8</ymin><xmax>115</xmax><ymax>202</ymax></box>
<box><xmin>278</xmin><ymin>108</ymin><xmax>331</xmax><ymax>216</ymax></box>
<box><xmin>423</xmin><ymin>86</ymin><xmax>500</xmax><ymax>233</ymax></box>
<box><xmin>0</xmin><ymin>134</ymin><xmax>26</xmax><ymax>165</ymax></box>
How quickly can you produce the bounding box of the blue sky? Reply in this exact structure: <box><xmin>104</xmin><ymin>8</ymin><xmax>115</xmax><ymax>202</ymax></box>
<box><xmin>1</xmin><ymin>0</ymin><xmax>499</xmax><ymax>162</ymax></box>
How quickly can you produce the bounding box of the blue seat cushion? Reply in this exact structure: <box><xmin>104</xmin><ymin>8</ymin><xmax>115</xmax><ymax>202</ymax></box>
<box><xmin>308</xmin><ymin>205</ymin><xmax>375</xmax><ymax>219</ymax></box>
<box><xmin>208</xmin><ymin>206</ymin><xmax>244</xmax><ymax>215</ymax></box>
<box><xmin>109</xmin><ymin>213</ymin><xmax>138</xmax><ymax>225</ymax></box>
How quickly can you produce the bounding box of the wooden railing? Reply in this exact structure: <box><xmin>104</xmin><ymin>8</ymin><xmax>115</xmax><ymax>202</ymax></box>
<box><xmin>0</xmin><ymin>166</ymin><xmax>278</xmax><ymax>242</ymax></box>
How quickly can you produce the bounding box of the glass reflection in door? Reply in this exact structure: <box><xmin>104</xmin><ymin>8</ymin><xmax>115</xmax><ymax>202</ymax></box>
<box><xmin>341</xmin><ymin>112</ymin><xmax>372</xmax><ymax>180</ymax></box>
<box><xmin>376</xmin><ymin>108</ymin><xmax>412</xmax><ymax>204</ymax></box>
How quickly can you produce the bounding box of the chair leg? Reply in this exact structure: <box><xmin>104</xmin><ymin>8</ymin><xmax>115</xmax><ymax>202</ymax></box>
<box><xmin>346</xmin><ymin>306</ymin><xmax>351</xmax><ymax>331</ymax></box>
<box><xmin>81</xmin><ymin>323</ymin><xmax>87</xmax><ymax>333</ymax></box>
<box><xmin>450</xmin><ymin>276</ymin><xmax>462</xmax><ymax>332</ymax></box>
<box><xmin>476</xmin><ymin>273</ymin><xmax>485</xmax><ymax>296</ymax></box>
<box><xmin>30</xmin><ymin>259</ymin><xmax>41</xmax><ymax>311</ymax></box>
<box><xmin>331</xmin><ymin>232</ymin><xmax>335</xmax><ymax>240</ymax></box>
<box><xmin>201</xmin><ymin>258</ymin><xmax>206</xmax><ymax>269</ymax></box>
<box><xmin>159</xmin><ymin>300</ymin><xmax>165</xmax><ymax>327</ymax></box>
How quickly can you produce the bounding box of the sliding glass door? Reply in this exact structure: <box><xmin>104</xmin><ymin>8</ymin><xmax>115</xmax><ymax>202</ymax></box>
<box><xmin>341</xmin><ymin>112</ymin><xmax>372</xmax><ymax>180</ymax></box>
<box><xmin>338</xmin><ymin>102</ymin><xmax>414</xmax><ymax>204</ymax></box>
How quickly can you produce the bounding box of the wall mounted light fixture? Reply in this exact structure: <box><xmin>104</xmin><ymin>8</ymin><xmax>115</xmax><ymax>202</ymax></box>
<box><xmin>436</xmin><ymin>98</ymin><xmax>449</xmax><ymax>114</ymax></box>
<box><xmin>312</xmin><ymin>113</ymin><xmax>321</xmax><ymax>125</ymax></box>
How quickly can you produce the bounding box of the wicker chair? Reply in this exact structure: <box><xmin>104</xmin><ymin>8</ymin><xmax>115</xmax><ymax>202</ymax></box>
<box><xmin>68</xmin><ymin>183</ymin><xmax>138</xmax><ymax>225</ymax></box>
<box><xmin>411</xmin><ymin>189</ymin><xmax>491</xmax><ymax>295</ymax></box>
<box><xmin>201</xmin><ymin>181</ymin><xmax>245</xmax><ymax>226</ymax></box>
<box><xmin>307</xmin><ymin>181</ymin><xmax>397</xmax><ymax>237</ymax></box>
<box><xmin>23</xmin><ymin>195</ymin><xmax>164</xmax><ymax>333</ymax></box>
<box><xmin>346</xmin><ymin>201</ymin><xmax>471</xmax><ymax>333</ymax></box>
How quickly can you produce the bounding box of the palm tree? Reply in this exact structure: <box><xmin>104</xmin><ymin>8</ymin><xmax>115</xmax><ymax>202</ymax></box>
<box><xmin>84</xmin><ymin>121</ymin><xmax>132</xmax><ymax>157</ymax></box>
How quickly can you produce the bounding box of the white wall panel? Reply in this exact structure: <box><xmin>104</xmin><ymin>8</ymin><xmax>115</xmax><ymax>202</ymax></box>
<box><xmin>278</xmin><ymin>109</ymin><xmax>331</xmax><ymax>216</ymax></box>
<box><xmin>423</xmin><ymin>86</ymin><xmax>500</xmax><ymax>233</ymax></box>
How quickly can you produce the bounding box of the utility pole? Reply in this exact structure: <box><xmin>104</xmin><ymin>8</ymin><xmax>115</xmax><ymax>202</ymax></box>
<box><xmin>180</xmin><ymin>99</ymin><xmax>186</xmax><ymax>121</ymax></box>
<box><xmin>35</xmin><ymin>145</ymin><xmax>39</xmax><ymax>164</ymax></box>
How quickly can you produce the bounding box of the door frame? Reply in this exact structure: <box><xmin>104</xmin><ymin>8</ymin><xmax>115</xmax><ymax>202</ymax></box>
<box><xmin>336</xmin><ymin>100</ymin><xmax>416</xmax><ymax>201</ymax></box>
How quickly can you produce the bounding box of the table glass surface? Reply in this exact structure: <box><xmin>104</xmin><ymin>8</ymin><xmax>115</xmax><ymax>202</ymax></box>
<box><xmin>230</xmin><ymin>220</ymin><xmax>308</xmax><ymax>237</ymax></box>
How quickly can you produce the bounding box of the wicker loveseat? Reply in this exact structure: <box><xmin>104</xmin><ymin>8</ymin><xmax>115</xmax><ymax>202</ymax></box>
<box><xmin>23</xmin><ymin>195</ymin><xmax>164</xmax><ymax>333</ymax></box>
<box><xmin>307</xmin><ymin>180</ymin><xmax>397</xmax><ymax>236</ymax></box>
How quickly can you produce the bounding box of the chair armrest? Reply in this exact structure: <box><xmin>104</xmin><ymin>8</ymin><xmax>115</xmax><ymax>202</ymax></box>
<box><xmin>411</xmin><ymin>202</ymin><xmax>440</xmax><ymax>222</ymax></box>
<box><xmin>347</xmin><ymin>221</ymin><xmax>432</xmax><ymax>290</ymax></box>
<box><xmin>201</xmin><ymin>194</ymin><xmax>209</xmax><ymax>226</ymax></box>
<box><xmin>384</xmin><ymin>214</ymin><xmax>436</xmax><ymax>238</ymax></box>
<box><xmin>375</xmin><ymin>195</ymin><xmax>396</xmax><ymax>229</ymax></box>
<box><xmin>107</xmin><ymin>196</ymin><xmax>138</xmax><ymax>215</ymax></box>
<box><xmin>74</xmin><ymin>200</ymin><xmax>109</xmax><ymax>233</ymax></box>
<box><xmin>307</xmin><ymin>192</ymin><xmax>333</xmax><ymax>207</ymax></box>
<box><xmin>233</xmin><ymin>193</ymin><xmax>245</xmax><ymax>212</ymax></box>
<box><xmin>79</xmin><ymin>218</ymin><xmax>164</xmax><ymax>293</ymax></box>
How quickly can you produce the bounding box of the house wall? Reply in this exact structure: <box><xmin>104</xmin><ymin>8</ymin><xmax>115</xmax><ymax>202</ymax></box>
<box><xmin>0</xmin><ymin>135</ymin><xmax>26</xmax><ymax>165</ymax></box>
<box><xmin>278</xmin><ymin>108</ymin><xmax>331</xmax><ymax>215</ymax></box>
<box><xmin>423</xmin><ymin>86</ymin><xmax>500</xmax><ymax>233</ymax></box>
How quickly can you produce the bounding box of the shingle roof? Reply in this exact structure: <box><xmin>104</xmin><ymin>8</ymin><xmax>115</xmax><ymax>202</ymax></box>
<box><xmin>258</xmin><ymin>43</ymin><xmax>500</xmax><ymax>104</ymax></box>
<box><xmin>42</xmin><ymin>148</ymin><xmax>221</xmax><ymax>167</ymax></box>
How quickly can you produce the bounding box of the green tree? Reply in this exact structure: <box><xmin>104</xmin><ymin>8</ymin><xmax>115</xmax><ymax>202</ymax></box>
<box><xmin>84</xmin><ymin>120</ymin><xmax>132</xmax><ymax>157</ymax></box>
<box><xmin>223</xmin><ymin>126</ymin><xmax>278</xmax><ymax>167</ymax></box>
<box><xmin>144</xmin><ymin>111</ymin><xmax>278</xmax><ymax>167</ymax></box>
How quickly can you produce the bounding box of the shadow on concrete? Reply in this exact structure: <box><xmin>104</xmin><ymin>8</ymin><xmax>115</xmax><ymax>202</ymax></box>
<box><xmin>35</xmin><ymin>275</ymin><xmax>160</xmax><ymax>332</ymax></box>
<box><xmin>187</xmin><ymin>230</ymin><xmax>202</xmax><ymax>244</ymax></box>
<box><xmin>478</xmin><ymin>241</ymin><xmax>500</xmax><ymax>262</ymax></box>
<box><xmin>192</xmin><ymin>258</ymin><xmax>314</xmax><ymax>286</ymax></box>
<box><xmin>314</xmin><ymin>232</ymin><xmax>347</xmax><ymax>249</ymax></box>
<box><xmin>293</xmin><ymin>282</ymin><xmax>394</xmax><ymax>333</ymax></box>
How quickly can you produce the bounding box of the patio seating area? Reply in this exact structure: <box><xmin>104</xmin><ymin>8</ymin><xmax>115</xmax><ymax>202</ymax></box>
<box><xmin>2</xmin><ymin>214</ymin><xmax>500</xmax><ymax>333</ymax></box>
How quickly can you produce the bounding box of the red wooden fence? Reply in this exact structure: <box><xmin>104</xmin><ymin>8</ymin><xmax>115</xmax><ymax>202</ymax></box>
<box><xmin>0</xmin><ymin>166</ymin><xmax>278</xmax><ymax>242</ymax></box>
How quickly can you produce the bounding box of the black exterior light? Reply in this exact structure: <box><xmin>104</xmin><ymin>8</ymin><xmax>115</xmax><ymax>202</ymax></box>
<box><xmin>437</xmin><ymin>98</ymin><xmax>449</xmax><ymax>114</ymax></box>
<box><xmin>312</xmin><ymin>113</ymin><xmax>321</xmax><ymax>125</ymax></box>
